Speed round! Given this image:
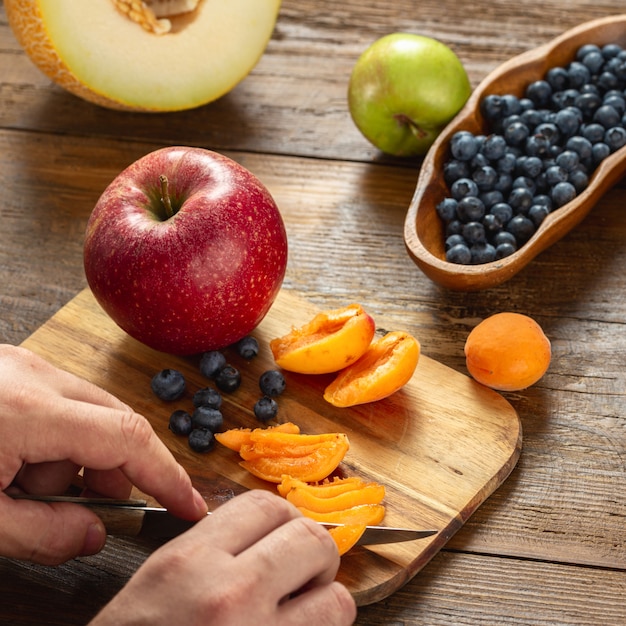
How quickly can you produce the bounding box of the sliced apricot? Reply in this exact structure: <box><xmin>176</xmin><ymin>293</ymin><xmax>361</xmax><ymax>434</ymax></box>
<box><xmin>324</xmin><ymin>331</ymin><xmax>420</xmax><ymax>407</ymax></box>
<box><xmin>277</xmin><ymin>475</ymin><xmax>366</xmax><ymax>499</ymax></box>
<box><xmin>328</xmin><ymin>523</ymin><xmax>367</xmax><ymax>556</ymax></box>
<box><xmin>464</xmin><ymin>312</ymin><xmax>551</xmax><ymax>391</ymax></box>
<box><xmin>214</xmin><ymin>422</ymin><xmax>300</xmax><ymax>452</ymax></box>
<box><xmin>239</xmin><ymin>435</ymin><xmax>350</xmax><ymax>483</ymax></box>
<box><xmin>297</xmin><ymin>503</ymin><xmax>386</xmax><ymax>526</ymax></box>
<box><xmin>269</xmin><ymin>304</ymin><xmax>376</xmax><ymax>374</ymax></box>
<box><xmin>285</xmin><ymin>483</ymin><xmax>385</xmax><ymax>513</ymax></box>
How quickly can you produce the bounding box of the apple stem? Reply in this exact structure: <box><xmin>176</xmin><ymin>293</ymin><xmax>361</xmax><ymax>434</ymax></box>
<box><xmin>159</xmin><ymin>174</ymin><xmax>175</xmax><ymax>219</ymax></box>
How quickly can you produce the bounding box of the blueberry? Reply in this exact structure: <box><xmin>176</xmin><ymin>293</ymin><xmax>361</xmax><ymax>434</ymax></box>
<box><xmin>551</xmin><ymin>181</ymin><xmax>577</xmax><ymax>207</ymax></box>
<box><xmin>555</xmin><ymin>107</ymin><xmax>581</xmax><ymax>136</ymax></box>
<box><xmin>259</xmin><ymin>370</ymin><xmax>286</xmax><ymax>397</ymax></box>
<box><xmin>525</xmin><ymin>80</ymin><xmax>552</xmax><ymax>107</ymax></box>
<box><xmin>472</xmin><ymin>164</ymin><xmax>497</xmax><ymax>191</ymax></box>
<box><xmin>577</xmin><ymin>44</ymin><xmax>601</xmax><ymax>61</ymax></box>
<box><xmin>444</xmin><ymin>159</ymin><xmax>470</xmax><ymax>185</ymax></box>
<box><xmin>191</xmin><ymin>406</ymin><xmax>223</xmax><ymax>432</ymax></box>
<box><xmin>168</xmin><ymin>410</ymin><xmax>193</xmax><ymax>436</ymax></box>
<box><xmin>602</xmin><ymin>43</ymin><xmax>623</xmax><ymax>59</ymax></box>
<box><xmin>582</xmin><ymin>50</ymin><xmax>605</xmax><ymax>74</ymax></box>
<box><xmin>470</xmin><ymin>243</ymin><xmax>496</xmax><ymax>264</ymax></box>
<box><xmin>482</xmin><ymin>134</ymin><xmax>507</xmax><ymax>160</ymax></box>
<box><xmin>603</xmin><ymin>94</ymin><xmax>626</xmax><ymax>116</ymax></box>
<box><xmin>436</xmin><ymin>197</ymin><xmax>458</xmax><ymax>222</ymax></box>
<box><xmin>565</xmin><ymin>136</ymin><xmax>593</xmax><ymax>160</ymax></box>
<box><xmin>446</xmin><ymin>243</ymin><xmax>472</xmax><ymax>264</ymax></box>
<box><xmin>503</xmin><ymin>120</ymin><xmax>530</xmax><ymax>146</ymax></box>
<box><xmin>490</xmin><ymin>202</ymin><xmax>513</xmax><ymax>225</ymax></box>
<box><xmin>604</xmin><ymin>126</ymin><xmax>626</xmax><ymax>151</ymax></box>
<box><xmin>507</xmin><ymin>187</ymin><xmax>534</xmax><ymax>213</ymax></box>
<box><xmin>188</xmin><ymin>428</ymin><xmax>215</xmax><ymax>453</ymax></box>
<box><xmin>555</xmin><ymin>150</ymin><xmax>580</xmax><ymax>172</ymax></box>
<box><xmin>525</xmin><ymin>133</ymin><xmax>552</xmax><ymax>157</ymax></box>
<box><xmin>445</xmin><ymin>233</ymin><xmax>466</xmax><ymax>251</ymax></box>
<box><xmin>456</xmin><ymin>196</ymin><xmax>485</xmax><ymax>222</ymax></box>
<box><xmin>507</xmin><ymin>215</ymin><xmax>536</xmax><ymax>243</ymax></box>
<box><xmin>494</xmin><ymin>230</ymin><xmax>517</xmax><ymax>247</ymax></box>
<box><xmin>482</xmin><ymin>213</ymin><xmax>502</xmax><ymax>235</ymax></box>
<box><xmin>450</xmin><ymin>131</ymin><xmax>480</xmax><ymax>161</ymax></box>
<box><xmin>193</xmin><ymin>387</ymin><xmax>222</xmax><ymax>409</ymax></box>
<box><xmin>567</xmin><ymin>61</ymin><xmax>591</xmax><ymax>88</ymax></box>
<box><xmin>568</xmin><ymin>167</ymin><xmax>589</xmax><ymax>193</ymax></box>
<box><xmin>528</xmin><ymin>204</ymin><xmax>550</xmax><ymax>226</ymax></box>
<box><xmin>479</xmin><ymin>189</ymin><xmax>504</xmax><ymax>209</ymax></box>
<box><xmin>450</xmin><ymin>177</ymin><xmax>479</xmax><ymax>200</ymax></box>
<box><xmin>591</xmin><ymin>141</ymin><xmax>611</xmax><ymax>165</ymax></box>
<box><xmin>446</xmin><ymin>219</ymin><xmax>463</xmax><ymax>236</ymax></box>
<box><xmin>462</xmin><ymin>221</ymin><xmax>486</xmax><ymax>245</ymax></box>
<box><xmin>596</xmin><ymin>71</ymin><xmax>619</xmax><ymax>92</ymax></box>
<box><xmin>199</xmin><ymin>351</ymin><xmax>226</xmax><ymax>379</ymax></box>
<box><xmin>236</xmin><ymin>335</ymin><xmax>259</xmax><ymax>360</ymax></box>
<box><xmin>519</xmin><ymin>156</ymin><xmax>543</xmax><ymax>178</ymax></box>
<box><xmin>593</xmin><ymin>105</ymin><xmax>621</xmax><ymax>129</ymax></box>
<box><xmin>546</xmin><ymin>67</ymin><xmax>569</xmax><ymax>91</ymax></box>
<box><xmin>496</xmin><ymin>152</ymin><xmax>517</xmax><ymax>174</ymax></box>
<box><xmin>545</xmin><ymin>165</ymin><xmax>568</xmax><ymax>185</ymax></box>
<box><xmin>254</xmin><ymin>396</ymin><xmax>279</xmax><ymax>422</ymax></box>
<box><xmin>495</xmin><ymin>242</ymin><xmax>517</xmax><ymax>259</ymax></box>
<box><xmin>575</xmin><ymin>92</ymin><xmax>602</xmax><ymax>119</ymax></box>
<box><xmin>215</xmin><ymin>365</ymin><xmax>241</xmax><ymax>393</ymax></box>
<box><xmin>151</xmin><ymin>369</ymin><xmax>186</xmax><ymax>401</ymax></box>
<box><xmin>480</xmin><ymin>95</ymin><xmax>505</xmax><ymax>123</ymax></box>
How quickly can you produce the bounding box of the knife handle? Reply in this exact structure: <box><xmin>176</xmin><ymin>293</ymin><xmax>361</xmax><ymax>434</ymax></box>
<box><xmin>79</xmin><ymin>503</ymin><xmax>146</xmax><ymax>536</ymax></box>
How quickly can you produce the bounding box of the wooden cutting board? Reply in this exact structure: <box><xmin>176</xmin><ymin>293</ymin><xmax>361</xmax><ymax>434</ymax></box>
<box><xmin>20</xmin><ymin>288</ymin><xmax>522</xmax><ymax>606</ymax></box>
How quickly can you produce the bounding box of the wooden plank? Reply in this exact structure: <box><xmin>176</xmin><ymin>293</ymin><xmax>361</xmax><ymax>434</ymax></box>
<box><xmin>19</xmin><ymin>287</ymin><xmax>521</xmax><ymax>605</ymax></box>
<box><xmin>1</xmin><ymin>2</ymin><xmax>626</xmax><ymax>161</ymax></box>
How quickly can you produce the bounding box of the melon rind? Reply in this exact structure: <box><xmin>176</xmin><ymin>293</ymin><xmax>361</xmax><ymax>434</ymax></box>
<box><xmin>5</xmin><ymin>0</ymin><xmax>281</xmax><ymax>111</ymax></box>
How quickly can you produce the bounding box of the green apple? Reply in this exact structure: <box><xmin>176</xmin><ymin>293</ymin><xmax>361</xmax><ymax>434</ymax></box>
<box><xmin>348</xmin><ymin>33</ymin><xmax>471</xmax><ymax>156</ymax></box>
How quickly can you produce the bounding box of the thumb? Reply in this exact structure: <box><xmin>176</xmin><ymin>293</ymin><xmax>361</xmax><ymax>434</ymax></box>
<box><xmin>0</xmin><ymin>496</ymin><xmax>107</xmax><ymax>565</ymax></box>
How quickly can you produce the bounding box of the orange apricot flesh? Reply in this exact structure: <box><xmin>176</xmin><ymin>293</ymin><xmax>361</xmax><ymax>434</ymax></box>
<box><xmin>269</xmin><ymin>304</ymin><xmax>376</xmax><ymax>374</ymax></box>
<box><xmin>324</xmin><ymin>331</ymin><xmax>420</xmax><ymax>407</ymax></box>
<box><xmin>328</xmin><ymin>523</ymin><xmax>368</xmax><ymax>556</ymax></box>
<box><xmin>464</xmin><ymin>312</ymin><xmax>551</xmax><ymax>391</ymax></box>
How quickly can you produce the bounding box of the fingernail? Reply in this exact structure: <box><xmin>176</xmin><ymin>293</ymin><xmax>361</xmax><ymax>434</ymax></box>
<box><xmin>80</xmin><ymin>521</ymin><xmax>106</xmax><ymax>556</ymax></box>
<box><xmin>193</xmin><ymin>488</ymin><xmax>208</xmax><ymax>516</ymax></box>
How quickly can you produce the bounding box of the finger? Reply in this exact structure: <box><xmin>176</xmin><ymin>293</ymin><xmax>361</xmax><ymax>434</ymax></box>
<box><xmin>279</xmin><ymin>581</ymin><xmax>357</xmax><ymax>626</ymax></box>
<box><xmin>19</xmin><ymin>401</ymin><xmax>207</xmax><ymax>521</ymax></box>
<box><xmin>193</xmin><ymin>490</ymin><xmax>303</xmax><ymax>554</ymax></box>
<box><xmin>82</xmin><ymin>467</ymin><xmax>133</xmax><ymax>500</ymax></box>
<box><xmin>0</xmin><ymin>496</ymin><xmax>106</xmax><ymax>565</ymax></box>
<box><xmin>15</xmin><ymin>461</ymin><xmax>81</xmax><ymax>495</ymax></box>
<box><xmin>237</xmin><ymin>514</ymin><xmax>341</xmax><ymax>599</ymax></box>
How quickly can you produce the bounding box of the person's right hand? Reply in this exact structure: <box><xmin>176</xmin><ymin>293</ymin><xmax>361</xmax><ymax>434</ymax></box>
<box><xmin>90</xmin><ymin>489</ymin><xmax>357</xmax><ymax>626</ymax></box>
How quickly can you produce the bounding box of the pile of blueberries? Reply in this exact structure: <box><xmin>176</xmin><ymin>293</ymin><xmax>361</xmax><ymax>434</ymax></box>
<box><xmin>437</xmin><ymin>42</ymin><xmax>626</xmax><ymax>265</ymax></box>
<box><xmin>150</xmin><ymin>335</ymin><xmax>287</xmax><ymax>453</ymax></box>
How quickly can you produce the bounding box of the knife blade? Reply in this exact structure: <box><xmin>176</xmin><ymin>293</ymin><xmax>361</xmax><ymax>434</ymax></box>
<box><xmin>10</xmin><ymin>494</ymin><xmax>437</xmax><ymax>546</ymax></box>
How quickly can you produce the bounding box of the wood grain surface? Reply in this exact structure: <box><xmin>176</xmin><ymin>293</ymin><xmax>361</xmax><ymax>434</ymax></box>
<box><xmin>0</xmin><ymin>0</ymin><xmax>625</xmax><ymax>623</ymax></box>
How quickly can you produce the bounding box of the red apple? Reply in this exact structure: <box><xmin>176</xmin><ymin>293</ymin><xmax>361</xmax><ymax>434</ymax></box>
<box><xmin>83</xmin><ymin>146</ymin><xmax>288</xmax><ymax>355</ymax></box>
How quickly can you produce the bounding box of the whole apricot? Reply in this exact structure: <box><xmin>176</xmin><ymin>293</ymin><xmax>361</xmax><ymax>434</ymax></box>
<box><xmin>464</xmin><ymin>312</ymin><xmax>551</xmax><ymax>391</ymax></box>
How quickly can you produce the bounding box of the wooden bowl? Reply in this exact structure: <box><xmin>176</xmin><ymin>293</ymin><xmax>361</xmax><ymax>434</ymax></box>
<box><xmin>404</xmin><ymin>15</ymin><xmax>626</xmax><ymax>291</ymax></box>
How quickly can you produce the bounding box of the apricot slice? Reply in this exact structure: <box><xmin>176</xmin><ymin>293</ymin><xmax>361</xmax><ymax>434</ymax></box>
<box><xmin>296</xmin><ymin>503</ymin><xmax>386</xmax><ymax>526</ymax></box>
<box><xmin>285</xmin><ymin>483</ymin><xmax>386</xmax><ymax>513</ymax></box>
<box><xmin>239</xmin><ymin>435</ymin><xmax>350</xmax><ymax>483</ymax></box>
<box><xmin>324</xmin><ymin>331</ymin><xmax>420</xmax><ymax>407</ymax></box>
<box><xmin>464</xmin><ymin>312</ymin><xmax>551</xmax><ymax>391</ymax></box>
<box><xmin>277</xmin><ymin>475</ymin><xmax>366</xmax><ymax>499</ymax></box>
<box><xmin>269</xmin><ymin>304</ymin><xmax>376</xmax><ymax>374</ymax></box>
<box><xmin>328</xmin><ymin>523</ymin><xmax>368</xmax><ymax>556</ymax></box>
<box><xmin>214</xmin><ymin>422</ymin><xmax>300</xmax><ymax>452</ymax></box>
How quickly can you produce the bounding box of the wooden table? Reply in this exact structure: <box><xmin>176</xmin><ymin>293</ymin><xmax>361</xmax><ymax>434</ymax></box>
<box><xmin>0</xmin><ymin>1</ymin><xmax>624</xmax><ymax>623</ymax></box>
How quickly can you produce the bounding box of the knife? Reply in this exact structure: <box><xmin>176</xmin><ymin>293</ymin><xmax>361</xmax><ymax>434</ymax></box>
<box><xmin>10</xmin><ymin>494</ymin><xmax>437</xmax><ymax>546</ymax></box>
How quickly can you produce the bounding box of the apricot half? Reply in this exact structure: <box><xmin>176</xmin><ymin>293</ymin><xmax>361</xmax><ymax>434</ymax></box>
<box><xmin>464</xmin><ymin>312</ymin><xmax>551</xmax><ymax>391</ymax></box>
<box><xmin>324</xmin><ymin>331</ymin><xmax>420</xmax><ymax>407</ymax></box>
<box><xmin>5</xmin><ymin>0</ymin><xmax>281</xmax><ymax>111</ymax></box>
<box><xmin>269</xmin><ymin>304</ymin><xmax>376</xmax><ymax>374</ymax></box>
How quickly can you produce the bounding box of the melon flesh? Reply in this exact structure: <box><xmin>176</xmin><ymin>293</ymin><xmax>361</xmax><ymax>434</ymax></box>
<box><xmin>5</xmin><ymin>0</ymin><xmax>281</xmax><ymax>111</ymax></box>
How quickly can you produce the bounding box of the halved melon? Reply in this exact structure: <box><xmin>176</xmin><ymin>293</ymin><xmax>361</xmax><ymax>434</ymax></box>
<box><xmin>5</xmin><ymin>0</ymin><xmax>281</xmax><ymax>111</ymax></box>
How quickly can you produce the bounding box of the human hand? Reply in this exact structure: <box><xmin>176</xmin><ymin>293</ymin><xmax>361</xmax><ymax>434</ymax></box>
<box><xmin>90</xmin><ymin>489</ymin><xmax>357</xmax><ymax>626</ymax></box>
<box><xmin>0</xmin><ymin>344</ymin><xmax>207</xmax><ymax>565</ymax></box>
